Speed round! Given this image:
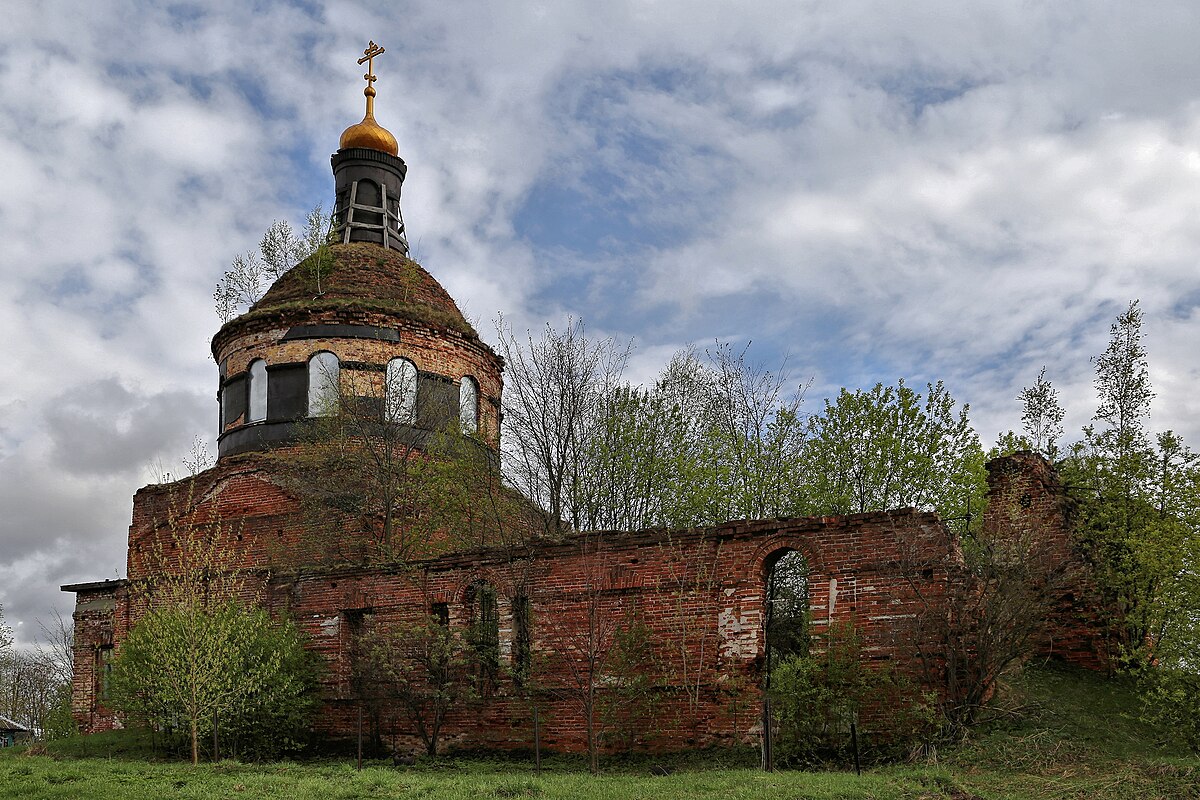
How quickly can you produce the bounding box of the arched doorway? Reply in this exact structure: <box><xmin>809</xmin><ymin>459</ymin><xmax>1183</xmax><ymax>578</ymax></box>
<box><xmin>762</xmin><ymin>548</ymin><xmax>810</xmax><ymax>769</ymax></box>
<box><xmin>766</xmin><ymin>549</ymin><xmax>810</xmax><ymax>669</ymax></box>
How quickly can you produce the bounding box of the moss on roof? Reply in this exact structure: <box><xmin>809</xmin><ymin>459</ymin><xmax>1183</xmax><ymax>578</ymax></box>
<box><xmin>247</xmin><ymin>243</ymin><xmax>475</xmax><ymax>337</ymax></box>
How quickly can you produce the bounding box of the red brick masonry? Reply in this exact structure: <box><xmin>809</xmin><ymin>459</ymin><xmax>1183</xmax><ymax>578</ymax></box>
<box><xmin>65</xmin><ymin>451</ymin><xmax>1103</xmax><ymax>752</ymax></box>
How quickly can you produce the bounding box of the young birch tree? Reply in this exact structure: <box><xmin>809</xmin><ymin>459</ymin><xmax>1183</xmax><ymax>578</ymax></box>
<box><xmin>533</xmin><ymin>535</ymin><xmax>651</xmax><ymax>772</ymax></box>
<box><xmin>700</xmin><ymin>343</ymin><xmax>809</xmax><ymax>522</ymax></box>
<box><xmin>656</xmin><ymin>532</ymin><xmax>724</xmax><ymax>737</ymax></box>
<box><xmin>1060</xmin><ymin>300</ymin><xmax>1200</xmax><ymax>668</ymax></box>
<box><xmin>215</xmin><ymin>206</ymin><xmax>330</xmax><ymax>323</ymax></box>
<box><xmin>1019</xmin><ymin>367</ymin><xmax>1066</xmax><ymax>460</ymax></box>
<box><xmin>994</xmin><ymin>366</ymin><xmax>1067</xmax><ymax>460</ymax></box>
<box><xmin>358</xmin><ymin>614</ymin><xmax>477</xmax><ymax>757</ymax></box>
<box><xmin>111</xmin><ymin>491</ymin><xmax>317</xmax><ymax>763</ymax></box>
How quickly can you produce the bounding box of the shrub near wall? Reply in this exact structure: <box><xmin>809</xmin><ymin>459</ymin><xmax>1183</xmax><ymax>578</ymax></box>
<box><xmin>770</xmin><ymin>624</ymin><xmax>937</xmax><ymax>767</ymax></box>
<box><xmin>111</xmin><ymin>602</ymin><xmax>320</xmax><ymax>762</ymax></box>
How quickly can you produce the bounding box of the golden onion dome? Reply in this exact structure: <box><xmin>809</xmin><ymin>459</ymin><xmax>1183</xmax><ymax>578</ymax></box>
<box><xmin>339</xmin><ymin>104</ymin><xmax>399</xmax><ymax>155</ymax></box>
<box><xmin>339</xmin><ymin>41</ymin><xmax>399</xmax><ymax>156</ymax></box>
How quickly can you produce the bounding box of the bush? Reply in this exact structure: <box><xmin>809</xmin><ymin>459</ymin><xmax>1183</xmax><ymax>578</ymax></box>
<box><xmin>769</xmin><ymin>623</ymin><xmax>936</xmax><ymax>767</ymax></box>
<box><xmin>111</xmin><ymin>602</ymin><xmax>320</xmax><ymax>762</ymax></box>
<box><xmin>1138</xmin><ymin>665</ymin><xmax>1200</xmax><ymax>752</ymax></box>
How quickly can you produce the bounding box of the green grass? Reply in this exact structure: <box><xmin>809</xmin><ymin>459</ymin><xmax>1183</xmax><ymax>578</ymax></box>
<box><xmin>2</xmin><ymin>663</ymin><xmax>1197</xmax><ymax>799</ymax></box>
<box><xmin>939</xmin><ymin>662</ymin><xmax>1199</xmax><ymax>799</ymax></box>
<box><xmin>0</xmin><ymin>758</ymin><xmax>962</xmax><ymax>800</ymax></box>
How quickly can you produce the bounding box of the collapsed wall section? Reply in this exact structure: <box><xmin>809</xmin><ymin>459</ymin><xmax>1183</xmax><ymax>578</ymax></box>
<box><xmin>983</xmin><ymin>451</ymin><xmax>1111</xmax><ymax>670</ymax></box>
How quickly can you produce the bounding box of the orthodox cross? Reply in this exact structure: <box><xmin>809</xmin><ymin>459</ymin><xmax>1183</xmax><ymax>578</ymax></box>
<box><xmin>358</xmin><ymin>41</ymin><xmax>385</xmax><ymax>95</ymax></box>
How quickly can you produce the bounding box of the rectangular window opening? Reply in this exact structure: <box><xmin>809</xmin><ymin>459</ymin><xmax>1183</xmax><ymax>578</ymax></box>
<box><xmin>513</xmin><ymin>595</ymin><xmax>532</xmax><ymax>686</ymax></box>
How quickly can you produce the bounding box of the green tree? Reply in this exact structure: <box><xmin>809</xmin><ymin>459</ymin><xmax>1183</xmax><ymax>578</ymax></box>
<box><xmin>648</xmin><ymin>348</ymin><xmax>736</xmax><ymax>527</ymax></box>
<box><xmin>358</xmin><ymin>614</ymin><xmax>477</xmax><ymax>757</ymax></box>
<box><xmin>0</xmin><ymin>606</ymin><xmax>11</xmax><ymax>707</ymax></box>
<box><xmin>803</xmin><ymin>380</ymin><xmax>987</xmax><ymax>529</ymax></box>
<box><xmin>993</xmin><ymin>366</ymin><xmax>1065</xmax><ymax>460</ymax></box>
<box><xmin>497</xmin><ymin>324</ymin><xmax>812</xmax><ymax>533</ymax></box>
<box><xmin>1056</xmin><ymin>300</ymin><xmax>1200</xmax><ymax>675</ymax></box>
<box><xmin>496</xmin><ymin>316</ymin><xmax>631</xmax><ymax>535</ymax></box>
<box><xmin>574</xmin><ymin>384</ymin><xmax>689</xmax><ymax>531</ymax></box>
<box><xmin>215</xmin><ymin>614</ymin><xmax>321</xmax><ymax>760</ymax></box>
<box><xmin>943</xmin><ymin>508</ymin><xmax>1079</xmax><ymax>729</ymax></box>
<box><xmin>534</xmin><ymin>535</ymin><xmax>641</xmax><ymax>773</ymax></box>
<box><xmin>577</xmin><ymin>343</ymin><xmax>809</xmax><ymax>531</ymax></box>
<box><xmin>215</xmin><ymin>205</ymin><xmax>331</xmax><ymax>323</ymax></box>
<box><xmin>279</xmin><ymin>366</ymin><xmax>542</xmax><ymax>566</ymax></box>
<box><xmin>1008</xmin><ymin>367</ymin><xmax>1065</xmax><ymax>460</ymax></box>
<box><xmin>1079</xmin><ymin>300</ymin><xmax>1156</xmax><ymax>537</ymax></box>
<box><xmin>1132</xmin><ymin>436</ymin><xmax>1200</xmax><ymax>750</ymax></box>
<box><xmin>0</xmin><ymin>607</ymin><xmax>16</xmax><ymax>725</ymax></box>
<box><xmin>1064</xmin><ymin>302</ymin><xmax>1165</xmax><ymax>661</ymax></box>
<box><xmin>0</xmin><ymin>605</ymin><xmax>10</xmax><ymax>654</ymax></box>
<box><xmin>697</xmin><ymin>343</ymin><xmax>809</xmax><ymax>521</ymax></box>
<box><xmin>1093</xmin><ymin>301</ymin><xmax>1154</xmax><ymax>453</ymax></box>
<box><xmin>1019</xmin><ymin>366</ymin><xmax>1066</xmax><ymax>459</ymax></box>
<box><xmin>280</xmin><ymin>375</ymin><xmax>442</xmax><ymax>565</ymax></box>
<box><xmin>769</xmin><ymin>623</ymin><xmax>934</xmax><ymax>766</ymax></box>
<box><xmin>111</xmin><ymin>492</ymin><xmax>319</xmax><ymax>764</ymax></box>
<box><xmin>597</xmin><ymin>617</ymin><xmax>662</xmax><ymax>754</ymax></box>
<box><xmin>113</xmin><ymin>600</ymin><xmax>316</xmax><ymax>763</ymax></box>
<box><xmin>0</xmin><ymin>608</ymin><xmax>79</xmax><ymax>740</ymax></box>
<box><xmin>420</xmin><ymin>425</ymin><xmax>547</xmax><ymax>553</ymax></box>
<box><xmin>657</xmin><ymin>530</ymin><xmax>725</xmax><ymax>736</ymax></box>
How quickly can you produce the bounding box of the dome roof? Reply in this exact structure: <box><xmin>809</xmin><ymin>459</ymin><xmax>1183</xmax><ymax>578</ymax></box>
<box><xmin>245</xmin><ymin>243</ymin><xmax>474</xmax><ymax>336</ymax></box>
<box><xmin>339</xmin><ymin>111</ymin><xmax>399</xmax><ymax>156</ymax></box>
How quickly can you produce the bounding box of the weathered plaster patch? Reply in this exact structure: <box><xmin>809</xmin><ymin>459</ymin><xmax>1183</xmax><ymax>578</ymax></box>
<box><xmin>718</xmin><ymin>606</ymin><xmax>760</xmax><ymax>659</ymax></box>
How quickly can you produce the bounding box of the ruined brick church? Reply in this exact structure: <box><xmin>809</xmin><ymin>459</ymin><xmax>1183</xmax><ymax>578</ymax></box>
<box><xmin>63</xmin><ymin>47</ymin><xmax>1106</xmax><ymax>755</ymax></box>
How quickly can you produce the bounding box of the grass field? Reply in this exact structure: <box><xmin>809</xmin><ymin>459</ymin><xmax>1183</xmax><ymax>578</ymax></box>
<box><xmin>2</xmin><ymin>664</ymin><xmax>1196</xmax><ymax>800</ymax></box>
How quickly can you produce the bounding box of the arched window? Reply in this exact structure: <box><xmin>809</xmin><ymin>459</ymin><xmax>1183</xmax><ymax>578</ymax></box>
<box><xmin>356</xmin><ymin>179</ymin><xmax>381</xmax><ymax>206</ymax></box>
<box><xmin>354</xmin><ymin>180</ymin><xmax>383</xmax><ymax>228</ymax></box>
<box><xmin>248</xmin><ymin>359</ymin><xmax>267</xmax><ymax>423</ymax></box>
<box><xmin>307</xmin><ymin>352</ymin><xmax>340</xmax><ymax>416</ymax></box>
<box><xmin>385</xmin><ymin>358</ymin><xmax>418</xmax><ymax>424</ymax></box>
<box><xmin>459</xmin><ymin>376</ymin><xmax>479</xmax><ymax>434</ymax></box>
<box><xmin>467</xmin><ymin>581</ymin><xmax>499</xmax><ymax>693</ymax></box>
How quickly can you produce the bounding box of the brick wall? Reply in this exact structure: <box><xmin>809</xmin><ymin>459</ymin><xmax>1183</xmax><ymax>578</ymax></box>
<box><xmin>67</xmin><ymin>451</ymin><xmax>1110</xmax><ymax>751</ymax></box>
<box><xmin>64</xmin><ymin>580</ymin><xmax>127</xmax><ymax>733</ymax></box>
<box><xmin>983</xmin><ymin>451</ymin><xmax>1112</xmax><ymax>670</ymax></box>
<box><xmin>76</xmin><ymin>453</ymin><xmax>958</xmax><ymax>750</ymax></box>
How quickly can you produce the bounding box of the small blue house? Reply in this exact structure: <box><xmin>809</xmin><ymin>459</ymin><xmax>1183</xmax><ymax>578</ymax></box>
<box><xmin>0</xmin><ymin>715</ymin><xmax>31</xmax><ymax>747</ymax></box>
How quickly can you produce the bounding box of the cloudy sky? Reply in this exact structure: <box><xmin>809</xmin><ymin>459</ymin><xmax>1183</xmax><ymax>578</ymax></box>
<box><xmin>3</xmin><ymin>1</ymin><xmax>1199</xmax><ymax>645</ymax></box>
